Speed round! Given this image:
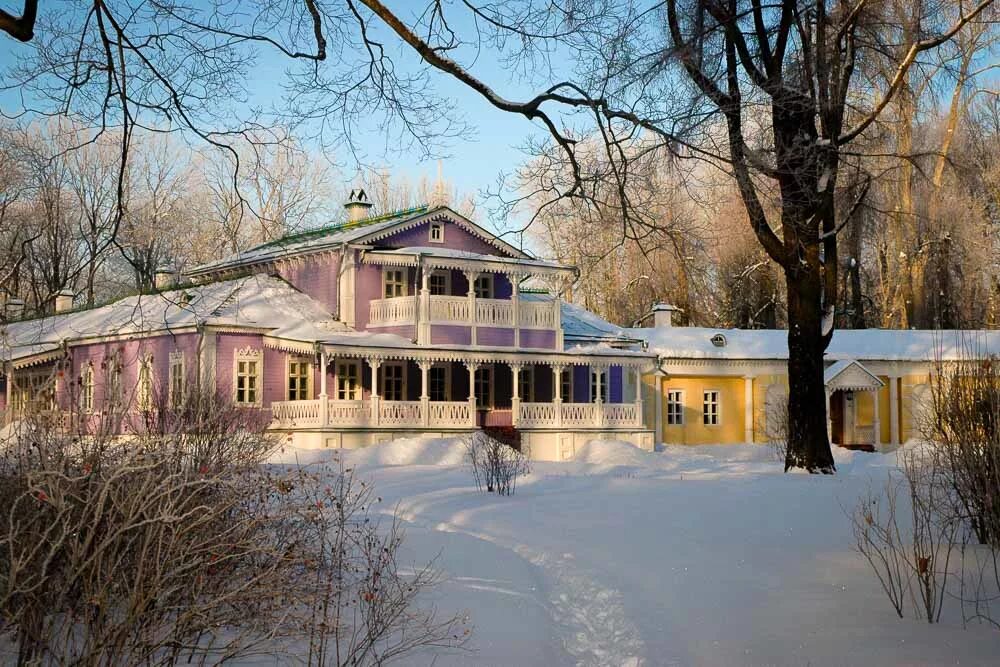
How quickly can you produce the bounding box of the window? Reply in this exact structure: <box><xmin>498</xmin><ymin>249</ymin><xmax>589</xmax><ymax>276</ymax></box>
<box><xmin>560</xmin><ymin>368</ymin><xmax>573</xmax><ymax>402</ymax></box>
<box><xmin>80</xmin><ymin>365</ymin><xmax>95</xmax><ymax>413</ymax></box>
<box><xmin>517</xmin><ymin>366</ymin><xmax>534</xmax><ymax>402</ymax></box>
<box><xmin>287</xmin><ymin>357</ymin><xmax>312</xmax><ymax>401</ymax></box>
<box><xmin>429</xmin><ymin>271</ymin><xmax>449</xmax><ymax>295</ymax></box>
<box><xmin>590</xmin><ymin>369</ymin><xmax>606</xmax><ymax>403</ymax></box>
<box><xmin>429</xmin><ymin>365</ymin><xmax>449</xmax><ymax>401</ymax></box>
<box><xmin>337</xmin><ymin>360</ymin><xmax>361</xmax><ymax>400</ymax></box>
<box><xmin>11</xmin><ymin>371</ymin><xmax>54</xmax><ymax>414</ymax></box>
<box><xmin>474</xmin><ymin>274</ymin><xmax>493</xmax><ymax>299</ymax></box>
<box><xmin>474</xmin><ymin>366</ymin><xmax>492</xmax><ymax>408</ymax></box>
<box><xmin>383</xmin><ymin>269</ymin><xmax>406</xmax><ymax>298</ymax></box>
<box><xmin>137</xmin><ymin>355</ymin><xmax>154</xmax><ymax>411</ymax></box>
<box><xmin>429</xmin><ymin>222</ymin><xmax>445</xmax><ymax>243</ymax></box>
<box><xmin>703</xmin><ymin>390</ymin><xmax>720</xmax><ymax>426</ymax></box>
<box><xmin>105</xmin><ymin>354</ymin><xmax>123</xmax><ymax>411</ymax></box>
<box><xmin>234</xmin><ymin>349</ymin><xmax>262</xmax><ymax>406</ymax></box>
<box><xmin>169</xmin><ymin>351</ymin><xmax>185</xmax><ymax>409</ymax></box>
<box><xmin>666</xmin><ymin>389</ymin><xmax>684</xmax><ymax>425</ymax></box>
<box><xmin>381</xmin><ymin>363</ymin><xmax>405</xmax><ymax>401</ymax></box>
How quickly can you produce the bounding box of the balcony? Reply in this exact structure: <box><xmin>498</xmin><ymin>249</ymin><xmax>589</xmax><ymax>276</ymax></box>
<box><xmin>270</xmin><ymin>398</ymin><xmax>643</xmax><ymax>430</ymax></box>
<box><xmin>367</xmin><ymin>294</ymin><xmax>561</xmax><ymax>344</ymax></box>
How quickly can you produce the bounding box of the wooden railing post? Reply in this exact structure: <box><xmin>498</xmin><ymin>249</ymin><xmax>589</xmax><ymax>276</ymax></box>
<box><xmin>368</xmin><ymin>357</ymin><xmax>381</xmax><ymax>427</ymax></box>
<box><xmin>464</xmin><ymin>361</ymin><xmax>479</xmax><ymax>428</ymax></box>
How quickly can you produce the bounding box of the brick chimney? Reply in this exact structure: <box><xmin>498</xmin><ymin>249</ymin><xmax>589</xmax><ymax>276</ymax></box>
<box><xmin>55</xmin><ymin>289</ymin><xmax>75</xmax><ymax>313</ymax></box>
<box><xmin>344</xmin><ymin>188</ymin><xmax>373</xmax><ymax>222</ymax></box>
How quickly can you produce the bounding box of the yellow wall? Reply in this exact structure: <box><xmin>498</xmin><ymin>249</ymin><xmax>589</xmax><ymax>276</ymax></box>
<box><xmin>660</xmin><ymin>376</ymin><xmax>748</xmax><ymax>445</ymax></box>
<box><xmin>900</xmin><ymin>372</ymin><xmax>931</xmax><ymax>441</ymax></box>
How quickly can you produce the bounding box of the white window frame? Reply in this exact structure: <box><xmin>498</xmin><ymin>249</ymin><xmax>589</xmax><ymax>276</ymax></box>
<box><xmin>518</xmin><ymin>366</ymin><xmax>535</xmax><ymax>403</ymax></box>
<box><xmin>105</xmin><ymin>353</ymin><xmax>123</xmax><ymax>411</ymax></box>
<box><xmin>381</xmin><ymin>362</ymin><xmax>406</xmax><ymax>402</ymax></box>
<box><xmin>560</xmin><ymin>368</ymin><xmax>573</xmax><ymax>403</ymax></box>
<box><xmin>474</xmin><ymin>274</ymin><xmax>493</xmax><ymax>299</ymax></box>
<box><xmin>666</xmin><ymin>389</ymin><xmax>685</xmax><ymax>425</ymax></box>
<box><xmin>474</xmin><ymin>365</ymin><xmax>493</xmax><ymax>408</ymax></box>
<box><xmin>286</xmin><ymin>356</ymin><xmax>312</xmax><ymax>401</ymax></box>
<box><xmin>429</xmin><ymin>364</ymin><xmax>450</xmax><ymax>402</ymax></box>
<box><xmin>703</xmin><ymin>389</ymin><xmax>720</xmax><ymax>426</ymax></box>
<box><xmin>12</xmin><ymin>370</ymin><xmax>54</xmax><ymax>414</ymax></box>
<box><xmin>428</xmin><ymin>270</ymin><xmax>450</xmax><ymax>296</ymax></box>
<box><xmin>590</xmin><ymin>369</ymin><xmax>607</xmax><ymax>403</ymax></box>
<box><xmin>137</xmin><ymin>354</ymin><xmax>154</xmax><ymax>411</ymax></box>
<box><xmin>80</xmin><ymin>364</ymin><xmax>95</xmax><ymax>413</ymax></box>
<box><xmin>168</xmin><ymin>351</ymin><xmax>185</xmax><ymax>409</ymax></box>
<box><xmin>429</xmin><ymin>222</ymin><xmax>445</xmax><ymax>243</ymax></box>
<box><xmin>383</xmin><ymin>268</ymin><xmax>406</xmax><ymax>299</ymax></box>
<box><xmin>233</xmin><ymin>348</ymin><xmax>263</xmax><ymax>407</ymax></box>
<box><xmin>336</xmin><ymin>359</ymin><xmax>362</xmax><ymax>401</ymax></box>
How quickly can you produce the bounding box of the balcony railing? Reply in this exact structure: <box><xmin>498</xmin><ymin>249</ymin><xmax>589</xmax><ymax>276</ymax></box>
<box><xmin>271</xmin><ymin>398</ymin><xmax>643</xmax><ymax>430</ymax></box>
<box><xmin>368</xmin><ymin>294</ymin><xmax>559</xmax><ymax>330</ymax></box>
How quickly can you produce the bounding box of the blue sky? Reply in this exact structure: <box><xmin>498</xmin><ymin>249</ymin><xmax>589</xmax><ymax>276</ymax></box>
<box><xmin>0</xmin><ymin>2</ymin><xmax>553</xmax><ymax>231</ymax></box>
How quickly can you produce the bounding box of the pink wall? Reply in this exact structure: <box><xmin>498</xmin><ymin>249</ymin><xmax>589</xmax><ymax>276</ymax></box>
<box><xmin>274</xmin><ymin>253</ymin><xmax>340</xmax><ymax>315</ymax></box>
<box><xmin>477</xmin><ymin>327</ymin><xmax>515</xmax><ymax>347</ymax></box>
<box><xmin>381</xmin><ymin>219</ymin><xmax>517</xmax><ymax>257</ymax></box>
<box><xmin>431</xmin><ymin>325</ymin><xmax>472</xmax><ymax>346</ymax></box>
<box><xmin>520</xmin><ymin>329</ymin><xmax>557</xmax><ymax>350</ymax></box>
<box><xmin>215</xmin><ymin>333</ymin><xmax>285</xmax><ymax>407</ymax></box>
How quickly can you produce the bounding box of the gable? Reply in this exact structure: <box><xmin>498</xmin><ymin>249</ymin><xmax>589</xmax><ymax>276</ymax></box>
<box><xmin>359</xmin><ymin>208</ymin><xmax>527</xmax><ymax>259</ymax></box>
<box><xmin>824</xmin><ymin>360</ymin><xmax>884</xmax><ymax>391</ymax></box>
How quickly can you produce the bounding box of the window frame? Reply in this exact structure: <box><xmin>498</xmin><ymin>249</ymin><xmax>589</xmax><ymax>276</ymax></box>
<box><xmin>518</xmin><ymin>366</ymin><xmax>535</xmax><ymax>403</ymax></box>
<box><xmin>474</xmin><ymin>365</ymin><xmax>493</xmax><ymax>408</ymax></box>
<box><xmin>336</xmin><ymin>359</ymin><xmax>362</xmax><ymax>401</ymax></box>
<box><xmin>286</xmin><ymin>356</ymin><xmax>313</xmax><ymax>401</ymax></box>
<box><xmin>80</xmin><ymin>364</ymin><xmax>95</xmax><ymax>414</ymax></box>
<box><xmin>590</xmin><ymin>369</ymin><xmax>607</xmax><ymax>404</ymax></box>
<box><xmin>168</xmin><ymin>351</ymin><xmax>185</xmax><ymax>409</ymax></box>
<box><xmin>560</xmin><ymin>367</ymin><xmax>573</xmax><ymax>403</ymax></box>
<box><xmin>233</xmin><ymin>348</ymin><xmax>263</xmax><ymax>407</ymax></box>
<box><xmin>428</xmin><ymin>222</ymin><xmax>445</xmax><ymax>243</ymax></box>
<box><xmin>473</xmin><ymin>274</ymin><xmax>493</xmax><ymax>299</ymax></box>
<box><xmin>383</xmin><ymin>268</ymin><xmax>406</xmax><ymax>299</ymax></box>
<box><xmin>137</xmin><ymin>354</ymin><xmax>155</xmax><ymax>411</ymax></box>
<box><xmin>428</xmin><ymin>270</ymin><xmax>450</xmax><ymax>296</ymax></box>
<box><xmin>666</xmin><ymin>389</ymin><xmax>685</xmax><ymax>426</ymax></box>
<box><xmin>702</xmin><ymin>389</ymin><xmax>721</xmax><ymax>426</ymax></box>
<box><xmin>381</xmin><ymin>362</ymin><xmax>407</xmax><ymax>402</ymax></box>
<box><xmin>428</xmin><ymin>364</ymin><xmax>450</xmax><ymax>401</ymax></box>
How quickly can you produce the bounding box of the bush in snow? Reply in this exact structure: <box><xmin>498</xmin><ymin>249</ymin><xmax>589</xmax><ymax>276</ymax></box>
<box><xmin>0</xmin><ymin>389</ymin><xmax>469</xmax><ymax>665</ymax></box>
<box><xmin>466</xmin><ymin>430</ymin><xmax>530</xmax><ymax>497</ymax></box>
<box><xmin>850</xmin><ymin>448</ymin><xmax>960</xmax><ymax>623</ymax></box>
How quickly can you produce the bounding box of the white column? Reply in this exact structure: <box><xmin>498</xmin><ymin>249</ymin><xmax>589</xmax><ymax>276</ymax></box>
<box><xmin>654</xmin><ymin>374</ymin><xmax>664</xmax><ymax>445</ymax></box>
<box><xmin>419</xmin><ymin>361</ymin><xmax>431</xmax><ymax>427</ymax></box>
<box><xmin>510</xmin><ymin>361</ymin><xmax>522</xmax><ymax>427</ymax></box>
<box><xmin>464</xmin><ymin>271</ymin><xmax>478</xmax><ymax>346</ymax></box>
<box><xmin>593</xmin><ymin>365</ymin><xmax>604</xmax><ymax>427</ymax></box>
<box><xmin>633</xmin><ymin>366</ymin><xmax>644</xmax><ymax>427</ymax></box>
<box><xmin>825</xmin><ymin>389</ymin><xmax>833</xmax><ymax>442</ymax></box>
<box><xmin>318</xmin><ymin>350</ymin><xmax>329</xmax><ymax>427</ymax></box>
<box><xmin>553</xmin><ymin>297</ymin><xmax>563</xmax><ymax>349</ymax></box>
<box><xmin>889</xmin><ymin>375</ymin><xmax>900</xmax><ymax>446</ymax></box>
<box><xmin>872</xmin><ymin>386</ymin><xmax>881</xmax><ymax>449</ymax></box>
<box><xmin>418</xmin><ymin>267</ymin><xmax>431</xmax><ymax>345</ymax></box>
<box><xmin>465</xmin><ymin>361</ymin><xmax>478</xmax><ymax>428</ymax></box>
<box><xmin>743</xmin><ymin>375</ymin><xmax>754</xmax><ymax>444</ymax></box>
<box><xmin>552</xmin><ymin>364</ymin><xmax>564</xmax><ymax>428</ymax></box>
<box><xmin>368</xmin><ymin>358</ymin><xmax>381</xmax><ymax>426</ymax></box>
<box><xmin>512</xmin><ymin>273</ymin><xmax>521</xmax><ymax>348</ymax></box>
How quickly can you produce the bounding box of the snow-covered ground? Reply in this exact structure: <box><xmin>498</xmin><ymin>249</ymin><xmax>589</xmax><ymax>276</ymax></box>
<box><xmin>272</xmin><ymin>438</ymin><xmax>1000</xmax><ymax>666</ymax></box>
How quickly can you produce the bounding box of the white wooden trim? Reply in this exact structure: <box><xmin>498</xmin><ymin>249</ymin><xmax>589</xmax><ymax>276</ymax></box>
<box><xmin>233</xmin><ymin>347</ymin><xmax>263</xmax><ymax>407</ymax></box>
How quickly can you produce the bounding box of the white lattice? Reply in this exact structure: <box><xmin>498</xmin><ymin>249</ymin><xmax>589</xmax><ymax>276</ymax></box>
<box><xmin>519</xmin><ymin>402</ymin><xmax>559</xmax><ymax>427</ymax></box>
<box><xmin>379</xmin><ymin>400</ymin><xmax>423</xmax><ymax>426</ymax></box>
<box><xmin>328</xmin><ymin>400</ymin><xmax>371</xmax><ymax>426</ymax></box>
<box><xmin>475</xmin><ymin>298</ymin><xmax>515</xmax><ymax>326</ymax></box>
<box><xmin>428</xmin><ymin>401</ymin><xmax>472</xmax><ymax>426</ymax></box>
<box><xmin>271</xmin><ymin>399</ymin><xmax>322</xmax><ymax>426</ymax></box>
<box><xmin>369</xmin><ymin>296</ymin><xmax>417</xmax><ymax>326</ymax></box>
<box><xmin>428</xmin><ymin>296</ymin><xmax>470</xmax><ymax>322</ymax></box>
<box><xmin>519</xmin><ymin>300</ymin><xmax>558</xmax><ymax>329</ymax></box>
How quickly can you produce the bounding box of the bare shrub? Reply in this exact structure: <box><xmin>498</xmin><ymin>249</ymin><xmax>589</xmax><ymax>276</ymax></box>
<box><xmin>0</xmin><ymin>388</ymin><xmax>469</xmax><ymax>665</ymax></box>
<box><xmin>764</xmin><ymin>392</ymin><xmax>789</xmax><ymax>463</ymax></box>
<box><xmin>466</xmin><ymin>430</ymin><xmax>530</xmax><ymax>497</ymax></box>
<box><xmin>849</xmin><ymin>449</ymin><xmax>961</xmax><ymax>623</ymax></box>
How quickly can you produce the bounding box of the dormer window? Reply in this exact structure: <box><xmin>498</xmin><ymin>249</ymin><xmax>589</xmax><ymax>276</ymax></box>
<box><xmin>429</xmin><ymin>222</ymin><xmax>445</xmax><ymax>243</ymax></box>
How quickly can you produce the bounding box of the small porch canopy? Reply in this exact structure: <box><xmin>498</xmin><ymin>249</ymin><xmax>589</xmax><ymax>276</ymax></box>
<box><xmin>360</xmin><ymin>246</ymin><xmax>577</xmax><ymax>279</ymax></box>
<box><xmin>824</xmin><ymin>359</ymin><xmax>885</xmax><ymax>447</ymax></box>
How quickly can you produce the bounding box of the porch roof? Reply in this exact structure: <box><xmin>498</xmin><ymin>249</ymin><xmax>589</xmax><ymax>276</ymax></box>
<box><xmin>360</xmin><ymin>246</ymin><xmax>575</xmax><ymax>278</ymax></box>
<box><xmin>824</xmin><ymin>360</ymin><xmax>885</xmax><ymax>391</ymax></box>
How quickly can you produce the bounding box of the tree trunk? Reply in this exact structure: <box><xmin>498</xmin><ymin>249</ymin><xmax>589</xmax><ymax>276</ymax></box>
<box><xmin>783</xmin><ymin>255</ymin><xmax>836</xmax><ymax>473</ymax></box>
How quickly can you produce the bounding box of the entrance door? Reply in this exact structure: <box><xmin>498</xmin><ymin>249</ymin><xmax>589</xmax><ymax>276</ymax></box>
<box><xmin>830</xmin><ymin>391</ymin><xmax>844</xmax><ymax>445</ymax></box>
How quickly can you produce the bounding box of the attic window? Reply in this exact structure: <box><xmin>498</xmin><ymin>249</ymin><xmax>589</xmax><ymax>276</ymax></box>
<box><xmin>429</xmin><ymin>222</ymin><xmax>444</xmax><ymax>243</ymax></box>
<box><xmin>710</xmin><ymin>333</ymin><xmax>727</xmax><ymax>348</ymax></box>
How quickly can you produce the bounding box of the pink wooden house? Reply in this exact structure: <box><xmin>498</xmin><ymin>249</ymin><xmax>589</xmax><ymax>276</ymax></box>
<box><xmin>1</xmin><ymin>192</ymin><xmax>655</xmax><ymax>460</ymax></box>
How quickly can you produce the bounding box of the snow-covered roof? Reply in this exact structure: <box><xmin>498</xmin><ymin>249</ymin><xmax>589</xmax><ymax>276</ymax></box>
<box><xmin>628</xmin><ymin>326</ymin><xmax>1000</xmax><ymax>362</ymax></box>
<box><xmin>187</xmin><ymin>205</ymin><xmax>529</xmax><ymax>277</ymax></box>
<box><xmin>551</xmin><ymin>298</ymin><xmax>640</xmax><ymax>345</ymax></box>
<box><xmin>1</xmin><ymin>276</ymin><xmax>346</xmax><ymax>365</ymax></box>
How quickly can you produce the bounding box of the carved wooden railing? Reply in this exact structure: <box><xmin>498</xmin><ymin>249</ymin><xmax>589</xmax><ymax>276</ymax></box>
<box><xmin>368</xmin><ymin>296</ymin><xmax>417</xmax><ymax>326</ymax></box>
